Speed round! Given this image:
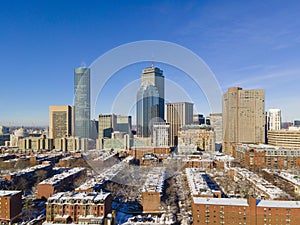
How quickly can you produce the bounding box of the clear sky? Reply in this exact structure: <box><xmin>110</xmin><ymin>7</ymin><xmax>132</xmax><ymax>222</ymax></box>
<box><xmin>1</xmin><ymin>0</ymin><xmax>300</xmax><ymax>126</ymax></box>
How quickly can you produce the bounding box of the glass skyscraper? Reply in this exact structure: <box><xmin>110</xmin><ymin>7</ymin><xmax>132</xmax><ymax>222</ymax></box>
<box><xmin>74</xmin><ymin>67</ymin><xmax>90</xmax><ymax>138</ymax></box>
<box><xmin>136</xmin><ymin>66</ymin><xmax>165</xmax><ymax>137</ymax></box>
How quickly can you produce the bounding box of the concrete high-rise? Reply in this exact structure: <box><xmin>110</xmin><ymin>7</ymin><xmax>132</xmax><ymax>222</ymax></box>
<box><xmin>222</xmin><ymin>87</ymin><xmax>265</xmax><ymax>155</ymax></box>
<box><xmin>166</xmin><ymin>102</ymin><xmax>193</xmax><ymax>146</ymax></box>
<box><xmin>268</xmin><ymin>109</ymin><xmax>281</xmax><ymax>130</ymax></box>
<box><xmin>49</xmin><ymin>106</ymin><xmax>74</xmax><ymax>139</ymax></box>
<box><xmin>136</xmin><ymin>66</ymin><xmax>164</xmax><ymax>137</ymax></box>
<box><xmin>98</xmin><ymin>114</ymin><xmax>132</xmax><ymax>139</ymax></box>
<box><xmin>209</xmin><ymin>113</ymin><xmax>223</xmax><ymax>149</ymax></box>
<box><xmin>152</xmin><ymin>122</ymin><xmax>170</xmax><ymax>147</ymax></box>
<box><xmin>74</xmin><ymin>67</ymin><xmax>90</xmax><ymax>138</ymax></box>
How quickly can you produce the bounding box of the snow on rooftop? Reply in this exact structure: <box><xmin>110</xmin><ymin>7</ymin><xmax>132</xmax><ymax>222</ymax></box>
<box><xmin>232</xmin><ymin>167</ymin><xmax>291</xmax><ymax>199</ymax></box>
<box><xmin>185</xmin><ymin>168</ymin><xmax>214</xmax><ymax>197</ymax></box>
<box><xmin>39</xmin><ymin>167</ymin><xmax>85</xmax><ymax>185</ymax></box>
<box><xmin>0</xmin><ymin>190</ymin><xmax>21</xmax><ymax>196</ymax></box>
<box><xmin>76</xmin><ymin>156</ymin><xmax>132</xmax><ymax>191</ymax></box>
<box><xmin>193</xmin><ymin>197</ymin><xmax>249</xmax><ymax>206</ymax></box>
<box><xmin>263</xmin><ymin>169</ymin><xmax>300</xmax><ymax>187</ymax></box>
<box><xmin>5</xmin><ymin>163</ymin><xmax>51</xmax><ymax>176</ymax></box>
<box><xmin>257</xmin><ymin>200</ymin><xmax>300</xmax><ymax>208</ymax></box>
<box><xmin>142</xmin><ymin>167</ymin><xmax>165</xmax><ymax>193</ymax></box>
<box><xmin>48</xmin><ymin>190</ymin><xmax>110</xmax><ymax>202</ymax></box>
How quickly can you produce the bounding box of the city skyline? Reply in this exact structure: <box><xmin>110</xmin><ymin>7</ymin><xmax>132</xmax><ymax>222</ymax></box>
<box><xmin>1</xmin><ymin>1</ymin><xmax>300</xmax><ymax>126</ymax></box>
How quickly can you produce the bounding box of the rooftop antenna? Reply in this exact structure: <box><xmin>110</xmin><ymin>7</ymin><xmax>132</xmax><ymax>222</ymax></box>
<box><xmin>151</xmin><ymin>54</ymin><xmax>154</xmax><ymax>68</ymax></box>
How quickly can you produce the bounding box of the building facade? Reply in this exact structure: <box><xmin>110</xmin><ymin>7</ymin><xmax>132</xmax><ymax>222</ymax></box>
<box><xmin>268</xmin><ymin>129</ymin><xmax>300</xmax><ymax>149</ymax></box>
<box><xmin>74</xmin><ymin>67</ymin><xmax>90</xmax><ymax>139</ymax></box>
<box><xmin>192</xmin><ymin>197</ymin><xmax>300</xmax><ymax>225</ymax></box>
<box><xmin>49</xmin><ymin>105</ymin><xmax>74</xmax><ymax>139</ymax></box>
<box><xmin>136</xmin><ymin>67</ymin><xmax>164</xmax><ymax>138</ymax></box>
<box><xmin>152</xmin><ymin>122</ymin><xmax>170</xmax><ymax>147</ymax></box>
<box><xmin>268</xmin><ymin>108</ymin><xmax>281</xmax><ymax>131</ymax></box>
<box><xmin>222</xmin><ymin>87</ymin><xmax>265</xmax><ymax>155</ymax></box>
<box><xmin>98</xmin><ymin>114</ymin><xmax>132</xmax><ymax>139</ymax></box>
<box><xmin>46</xmin><ymin>191</ymin><xmax>112</xmax><ymax>224</ymax></box>
<box><xmin>178</xmin><ymin>125</ymin><xmax>215</xmax><ymax>153</ymax></box>
<box><xmin>209</xmin><ymin>113</ymin><xmax>223</xmax><ymax>147</ymax></box>
<box><xmin>142</xmin><ymin>167</ymin><xmax>165</xmax><ymax>213</ymax></box>
<box><xmin>0</xmin><ymin>190</ymin><xmax>22</xmax><ymax>224</ymax></box>
<box><xmin>234</xmin><ymin>143</ymin><xmax>300</xmax><ymax>170</ymax></box>
<box><xmin>166</xmin><ymin>102</ymin><xmax>193</xmax><ymax>147</ymax></box>
<box><xmin>37</xmin><ymin>167</ymin><xmax>86</xmax><ymax>199</ymax></box>
<box><xmin>193</xmin><ymin>114</ymin><xmax>205</xmax><ymax>125</ymax></box>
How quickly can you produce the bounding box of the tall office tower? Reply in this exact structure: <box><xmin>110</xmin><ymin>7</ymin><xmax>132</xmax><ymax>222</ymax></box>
<box><xmin>49</xmin><ymin>106</ymin><xmax>74</xmax><ymax>139</ymax></box>
<box><xmin>268</xmin><ymin>109</ymin><xmax>281</xmax><ymax>131</ymax></box>
<box><xmin>166</xmin><ymin>102</ymin><xmax>193</xmax><ymax>146</ymax></box>
<box><xmin>98</xmin><ymin>114</ymin><xmax>132</xmax><ymax>139</ymax></box>
<box><xmin>141</xmin><ymin>67</ymin><xmax>165</xmax><ymax>119</ymax></box>
<box><xmin>222</xmin><ymin>87</ymin><xmax>265</xmax><ymax>155</ymax></box>
<box><xmin>136</xmin><ymin>66</ymin><xmax>164</xmax><ymax>137</ymax></box>
<box><xmin>74</xmin><ymin>67</ymin><xmax>90</xmax><ymax>138</ymax></box>
<box><xmin>152</xmin><ymin>122</ymin><xmax>170</xmax><ymax>147</ymax></box>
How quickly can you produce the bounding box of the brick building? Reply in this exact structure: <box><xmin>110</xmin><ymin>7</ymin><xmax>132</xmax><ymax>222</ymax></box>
<box><xmin>2</xmin><ymin>163</ymin><xmax>52</xmax><ymax>182</ymax></box>
<box><xmin>130</xmin><ymin>147</ymin><xmax>170</xmax><ymax>163</ymax></box>
<box><xmin>234</xmin><ymin>143</ymin><xmax>300</xmax><ymax>170</ymax></box>
<box><xmin>141</xmin><ymin>167</ymin><xmax>165</xmax><ymax>213</ymax></box>
<box><xmin>45</xmin><ymin>191</ymin><xmax>112</xmax><ymax>224</ymax></box>
<box><xmin>192</xmin><ymin>197</ymin><xmax>300</xmax><ymax>225</ymax></box>
<box><xmin>37</xmin><ymin>167</ymin><xmax>86</xmax><ymax>199</ymax></box>
<box><xmin>0</xmin><ymin>190</ymin><xmax>22</xmax><ymax>224</ymax></box>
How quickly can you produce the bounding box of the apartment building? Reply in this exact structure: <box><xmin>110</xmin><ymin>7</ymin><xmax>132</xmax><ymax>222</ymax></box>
<box><xmin>45</xmin><ymin>191</ymin><xmax>112</xmax><ymax>224</ymax></box>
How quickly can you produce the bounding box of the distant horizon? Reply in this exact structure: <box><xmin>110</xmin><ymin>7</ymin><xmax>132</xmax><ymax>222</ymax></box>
<box><xmin>1</xmin><ymin>1</ymin><xmax>300</xmax><ymax>126</ymax></box>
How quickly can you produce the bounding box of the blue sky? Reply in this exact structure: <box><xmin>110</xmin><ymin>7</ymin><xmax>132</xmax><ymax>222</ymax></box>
<box><xmin>0</xmin><ymin>0</ymin><xmax>300</xmax><ymax>126</ymax></box>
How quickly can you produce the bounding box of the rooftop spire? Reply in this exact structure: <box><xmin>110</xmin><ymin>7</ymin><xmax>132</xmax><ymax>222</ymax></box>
<box><xmin>152</xmin><ymin>55</ymin><xmax>154</xmax><ymax>68</ymax></box>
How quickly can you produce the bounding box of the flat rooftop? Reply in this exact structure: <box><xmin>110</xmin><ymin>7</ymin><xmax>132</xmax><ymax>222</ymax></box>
<box><xmin>0</xmin><ymin>190</ymin><xmax>21</xmax><ymax>197</ymax></box>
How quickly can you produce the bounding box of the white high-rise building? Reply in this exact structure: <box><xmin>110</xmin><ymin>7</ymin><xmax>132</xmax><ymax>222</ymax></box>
<box><xmin>268</xmin><ymin>109</ymin><xmax>281</xmax><ymax>131</ymax></box>
<box><xmin>152</xmin><ymin>122</ymin><xmax>170</xmax><ymax>147</ymax></box>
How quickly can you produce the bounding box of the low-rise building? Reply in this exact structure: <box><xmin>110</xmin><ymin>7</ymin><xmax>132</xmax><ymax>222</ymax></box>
<box><xmin>234</xmin><ymin>143</ymin><xmax>300</xmax><ymax>169</ymax></box>
<box><xmin>37</xmin><ymin>167</ymin><xmax>86</xmax><ymax>199</ymax></box>
<box><xmin>142</xmin><ymin>167</ymin><xmax>165</xmax><ymax>213</ymax></box>
<box><xmin>45</xmin><ymin>191</ymin><xmax>112</xmax><ymax>224</ymax></box>
<box><xmin>229</xmin><ymin>167</ymin><xmax>290</xmax><ymax>200</ymax></box>
<box><xmin>2</xmin><ymin>163</ymin><xmax>52</xmax><ymax>182</ymax></box>
<box><xmin>192</xmin><ymin>197</ymin><xmax>300</xmax><ymax>225</ymax></box>
<box><xmin>186</xmin><ymin>168</ymin><xmax>221</xmax><ymax>198</ymax></box>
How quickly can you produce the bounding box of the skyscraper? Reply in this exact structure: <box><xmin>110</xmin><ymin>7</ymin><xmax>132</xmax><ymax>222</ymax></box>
<box><xmin>74</xmin><ymin>67</ymin><xmax>90</xmax><ymax>138</ymax></box>
<box><xmin>136</xmin><ymin>66</ymin><xmax>164</xmax><ymax>137</ymax></box>
<box><xmin>166</xmin><ymin>102</ymin><xmax>193</xmax><ymax>146</ymax></box>
<box><xmin>49</xmin><ymin>105</ymin><xmax>74</xmax><ymax>139</ymax></box>
<box><xmin>222</xmin><ymin>87</ymin><xmax>265</xmax><ymax>155</ymax></box>
<box><xmin>268</xmin><ymin>109</ymin><xmax>281</xmax><ymax>130</ymax></box>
